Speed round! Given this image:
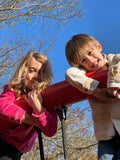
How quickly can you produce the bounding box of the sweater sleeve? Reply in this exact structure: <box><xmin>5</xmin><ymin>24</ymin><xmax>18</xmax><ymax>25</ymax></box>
<box><xmin>65</xmin><ymin>67</ymin><xmax>99</xmax><ymax>94</ymax></box>
<box><xmin>32</xmin><ymin>108</ymin><xmax>58</xmax><ymax>137</ymax></box>
<box><xmin>0</xmin><ymin>86</ymin><xmax>26</xmax><ymax>124</ymax></box>
<box><xmin>107</xmin><ymin>54</ymin><xmax>120</xmax><ymax>88</ymax></box>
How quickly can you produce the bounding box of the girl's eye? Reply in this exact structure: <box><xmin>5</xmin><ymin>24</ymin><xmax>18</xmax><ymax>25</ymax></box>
<box><xmin>29</xmin><ymin>68</ymin><xmax>35</xmax><ymax>73</ymax></box>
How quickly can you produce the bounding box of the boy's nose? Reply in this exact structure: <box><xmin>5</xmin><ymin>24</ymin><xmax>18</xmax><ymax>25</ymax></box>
<box><xmin>87</xmin><ymin>58</ymin><xmax>97</xmax><ymax>68</ymax></box>
<box><xmin>87</xmin><ymin>56</ymin><xmax>95</xmax><ymax>63</ymax></box>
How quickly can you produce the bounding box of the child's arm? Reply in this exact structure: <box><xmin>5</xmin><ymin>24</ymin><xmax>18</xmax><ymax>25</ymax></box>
<box><xmin>25</xmin><ymin>90</ymin><xmax>58</xmax><ymax>137</ymax></box>
<box><xmin>93</xmin><ymin>88</ymin><xmax>111</xmax><ymax>100</ymax></box>
<box><xmin>65</xmin><ymin>67</ymin><xmax>99</xmax><ymax>94</ymax></box>
<box><xmin>65</xmin><ymin>67</ymin><xmax>114</xmax><ymax>101</ymax></box>
<box><xmin>107</xmin><ymin>54</ymin><xmax>120</xmax><ymax>98</ymax></box>
<box><xmin>21</xmin><ymin>112</ymin><xmax>38</xmax><ymax>126</ymax></box>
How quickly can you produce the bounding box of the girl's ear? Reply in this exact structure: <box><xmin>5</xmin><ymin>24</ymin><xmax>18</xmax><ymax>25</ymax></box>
<box><xmin>96</xmin><ymin>41</ymin><xmax>102</xmax><ymax>52</ymax></box>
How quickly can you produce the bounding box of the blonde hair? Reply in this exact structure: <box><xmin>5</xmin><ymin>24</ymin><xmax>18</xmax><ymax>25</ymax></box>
<box><xmin>65</xmin><ymin>34</ymin><xmax>97</xmax><ymax>66</ymax></box>
<box><xmin>8</xmin><ymin>50</ymin><xmax>53</xmax><ymax>98</ymax></box>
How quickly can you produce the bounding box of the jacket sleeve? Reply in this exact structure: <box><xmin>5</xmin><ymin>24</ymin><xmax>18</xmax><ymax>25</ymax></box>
<box><xmin>107</xmin><ymin>54</ymin><xmax>120</xmax><ymax>88</ymax></box>
<box><xmin>32</xmin><ymin>108</ymin><xmax>58</xmax><ymax>137</ymax></box>
<box><xmin>65</xmin><ymin>67</ymin><xmax>99</xmax><ymax>94</ymax></box>
<box><xmin>0</xmin><ymin>86</ymin><xmax>26</xmax><ymax>124</ymax></box>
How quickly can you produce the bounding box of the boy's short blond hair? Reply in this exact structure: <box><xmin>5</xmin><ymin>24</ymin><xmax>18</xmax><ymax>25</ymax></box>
<box><xmin>65</xmin><ymin>34</ymin><xmax>97</xmax><ymax>66</ymax></box>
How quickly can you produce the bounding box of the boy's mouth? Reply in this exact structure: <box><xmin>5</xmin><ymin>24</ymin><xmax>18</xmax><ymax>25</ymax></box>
<box><xmin>91</xmin><ymin>60</ymin><xmax>99</xmax><ymax>68</ymax></box>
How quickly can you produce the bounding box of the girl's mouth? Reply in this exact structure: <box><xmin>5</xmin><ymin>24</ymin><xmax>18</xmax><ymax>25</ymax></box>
<box><xmin>31</xmin><ymin>80</ymin><xmax>39</xmax><ymax>84</ymax></box>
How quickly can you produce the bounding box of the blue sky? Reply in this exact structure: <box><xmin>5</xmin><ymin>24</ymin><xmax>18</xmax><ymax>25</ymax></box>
<box><xmin>48</xmin><ymin>0</ymin><xmax>120</xmax><ymax>84</ymax></box>
<box><xmin>1</xmin><ymin>0</ymin><xmax>120</xmax><ymax>92</ymax></box>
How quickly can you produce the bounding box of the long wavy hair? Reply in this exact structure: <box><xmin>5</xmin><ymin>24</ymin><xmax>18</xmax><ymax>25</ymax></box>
<box><xmin>8</xmin><ymin>50</ymin><xmax>53</xmax><ymax>98</ymax></box>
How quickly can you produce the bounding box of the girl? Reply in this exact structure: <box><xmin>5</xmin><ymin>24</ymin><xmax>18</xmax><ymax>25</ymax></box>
<box><xmin>0</xmin><ymin>50</ymin><xmax>58</xmax><ymax>160</ymax></box>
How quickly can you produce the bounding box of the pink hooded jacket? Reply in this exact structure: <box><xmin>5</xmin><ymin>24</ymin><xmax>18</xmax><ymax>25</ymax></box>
<box><xmin>0</xmin><ymin>86</ymin><xmax>58</xmax><ymax>153</ymax></box>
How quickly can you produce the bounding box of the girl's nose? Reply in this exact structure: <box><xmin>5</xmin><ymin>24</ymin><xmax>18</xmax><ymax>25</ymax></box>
<box><xmin>33</xmin><ymin>73</ymin><xmax>39</xmax><ymax>79</ymax></box>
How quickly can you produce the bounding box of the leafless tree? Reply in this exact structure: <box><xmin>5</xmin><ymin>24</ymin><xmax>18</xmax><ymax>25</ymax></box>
<box><xmin>0</xmin><ymin>0</ymin><xmax>83</xmax><ymax>89</ymax></box>
<box><xmin>0</xmin><ymin>0</ymin><xmax>82</xmax><ymax>23</ymax></box>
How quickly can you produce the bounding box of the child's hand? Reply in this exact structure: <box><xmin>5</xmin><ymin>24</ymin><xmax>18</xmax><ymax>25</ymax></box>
<box><xmin>93</xmin><ymin>88</ymin><xmax>120</xmax><ymax>101</ymax></box>
<box><xmin>107</xmin><ymin>87</ymin><xmax>120</xmax><ymax>99</ymax></box>
<box><xmin>25</xmin><ymin>90</ymin><xmax>44</xmax><ymax>115</ymax></box>
<box><xmin>93</xmin><ymin>88</ymin><xmax>108</xmax><ymax>100</ymax></box>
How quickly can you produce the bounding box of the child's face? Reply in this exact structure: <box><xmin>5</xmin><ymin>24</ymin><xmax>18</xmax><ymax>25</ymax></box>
<box><xmin>24</xmin><ymin>57</ymin><xmax>42</xmax><ymax>90</ymax></box>
<box><xmin>79</xmin><ymin>41</ymin><xmax>105</xmax><ymax>71</ymax></box>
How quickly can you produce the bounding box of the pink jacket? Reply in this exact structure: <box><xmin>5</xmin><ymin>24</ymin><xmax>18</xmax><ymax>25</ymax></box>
<box><xmin>0</xmin><ymin>86</ymin><xmax>58</xmax><ymax>153</ymax></box>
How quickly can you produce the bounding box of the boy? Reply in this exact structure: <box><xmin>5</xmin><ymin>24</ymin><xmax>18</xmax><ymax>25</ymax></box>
<box><xmin>65</xmin><ymin>34</ymin><xmax>120</xmax><ymax>160</ymax></box>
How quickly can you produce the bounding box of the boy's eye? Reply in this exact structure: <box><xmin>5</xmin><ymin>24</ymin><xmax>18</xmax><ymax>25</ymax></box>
<box><xmin>81</xmin><ymin>59</ymin><xmax>85</xmax><ymax>63</ymax></box>
<box><xmin>88</xmin><ymin>51</ymin><xmax>92</xmax><ymax>55</ymax></box>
